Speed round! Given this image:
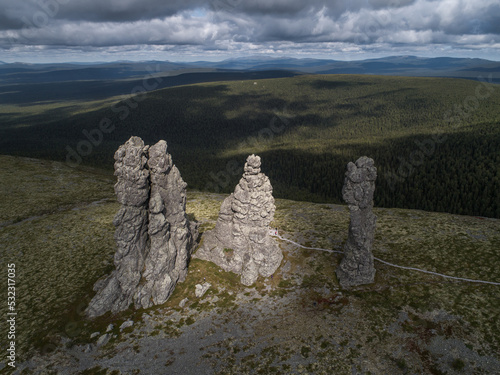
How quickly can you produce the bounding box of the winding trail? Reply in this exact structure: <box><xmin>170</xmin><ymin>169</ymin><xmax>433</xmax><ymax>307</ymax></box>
<box><xmin>274</xmin><ymin>234</ymin><xmax>500</xmax><ymax>286</ymax></box>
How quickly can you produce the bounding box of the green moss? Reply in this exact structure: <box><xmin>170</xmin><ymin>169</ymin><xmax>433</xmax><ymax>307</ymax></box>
<box><xmin>162</xmin><ymin>321</ymin><xmax>181</xmax><ymax>338</ymax></box>
<box><xmin>395</xmin><ymin>357</ymin><xmax>408</xmax><ymax>370</ymax></box>
<box><xmin>0</xmin><ymin>155</ymin><xmax>114</xmax><ymax>224</ymax></box>
<box><xmin>278</xmin><ymin>279</ymin><xmax>295</xmax><ymax>288</ymax></box>
<box><xmin>217</xmin><ymin>291</ymin><xmax>237</xmax><ymax>310</ymax></box>
<box><xmin>300</xmin><ymin>346</ymin><xmax>311</xmax><ymax>358</ymax></box>
<box><xmin>451</xmin><ymin>358</ymin><xmax>465</xmax><ymax>371</ymax></box>
<box><xmin>77</xmin><ymin>366</ymin><xmax>118</xmax><ymax>375</ymax></box>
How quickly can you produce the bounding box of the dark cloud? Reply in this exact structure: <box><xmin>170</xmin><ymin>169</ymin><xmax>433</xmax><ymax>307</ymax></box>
<box><xmin>368</xmin><ymin>0</ymin><xmax>416</xmax><ymax>10</ymax></box>
<box><xmin>56</xmin><ymin>0</ymin><xmax>209</xmax><ymax>22</ymax></box>
<box><xmin>0</xmin><ymin>0</ymin><xmax>208</xmax><ymax>29</ymax></box>
<box><xmin>464</xmin><ymin>3</ymin><xmax>500</xmax><ymax>35</ymax></box>
<box><xmin>0</xmin><ymin>0</ymin><xmax>498</xmax><ymax>61</ymax></box>
<box><xmin>0</xmin><ymin>13</ymin><xmax>24</xmax><ymax>30</ymax></box>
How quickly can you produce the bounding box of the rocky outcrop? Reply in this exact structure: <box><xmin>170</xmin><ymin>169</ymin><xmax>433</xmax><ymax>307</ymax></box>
<box><xmin>137</xmin><ymin>140</ymin><xmax>198</xmax><ymax>308</ymax></box>
<box><xmin>85</xmin><ymin>137</ymin><xmax>198</xmax><ymax>318</ymax></box>
<box><xmin>336</xmin><ymin>156</ymin><xmax>377</xmax><ymax>288</ymax></box>
<box><xmin>85</xmin><ymin>137</ymin><xmax>150</xmax><ymax>318</ymax></box>
<box><xmin>194</xmin><ymin>155</ymin><xmax>282</xmax><ymax>286</ymax></box>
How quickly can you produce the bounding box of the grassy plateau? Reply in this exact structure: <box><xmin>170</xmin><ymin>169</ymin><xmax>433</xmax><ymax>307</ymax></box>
<box><xmin>0</xmin><ymin>156</ymin><xmax>499</xmax><ymax>374</ymax></box>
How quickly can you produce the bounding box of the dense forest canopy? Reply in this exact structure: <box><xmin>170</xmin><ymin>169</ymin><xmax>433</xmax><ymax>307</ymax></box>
<box><xmin>1</xmin><ymin>74</ymin><xmax>499</xmax><ymax>218</ymax></box>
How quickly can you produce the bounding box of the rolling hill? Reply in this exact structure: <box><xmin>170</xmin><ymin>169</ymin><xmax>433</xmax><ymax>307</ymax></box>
<box><xmin>1</xmin><ymin>74</ymin><xmax>499</xmax><ymax>218</ymax></box>
<box><xmin>1</xmin><ymin>56</ymin><xmax>498</xmax><ymax>105</ymax></box>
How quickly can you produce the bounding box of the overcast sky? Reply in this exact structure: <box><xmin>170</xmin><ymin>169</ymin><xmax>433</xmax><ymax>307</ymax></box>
<box><xmin>0</xmin><ymin>0</ymin><xmax>499</xmax><ymax>63</ymax></box>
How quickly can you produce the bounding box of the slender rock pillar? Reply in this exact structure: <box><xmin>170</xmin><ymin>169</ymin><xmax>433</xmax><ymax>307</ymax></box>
<box><xmin>336</xmin><ymin>156</ymin><xmax>377</xmax><ymax>288</ymax></box>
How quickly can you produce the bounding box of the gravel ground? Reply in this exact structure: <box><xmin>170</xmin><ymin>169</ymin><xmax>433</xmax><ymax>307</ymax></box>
<box><xmin>10</xmin><ymin>242</ymin><xmax>500</xmax><ymax>375</ymax></box>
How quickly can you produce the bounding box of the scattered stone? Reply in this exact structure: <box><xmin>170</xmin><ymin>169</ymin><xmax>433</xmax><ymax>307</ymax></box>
<box><xmin>83</xmin><ymin>344</ymin><xmax>94</xmax><ymax>353</ymax></box>
<box><xmin>332</xmin><ymin>292</ymin><xmax>344</xmax><ymax>303</ymax></box>
<box><xmin>336</xmin><ymin>156</ymin><xmax>377</xmax><ymax>288</ymax></box>
<box><xmin>90</xmin><ymin>332</ymin><xmax>100</xmax><ymax>339</ymax></box>
<box><xmin>85</xmin><ymin>137</ymin><xmax>198</xmax><ymax>318</ymax></box>
<box><xmin>282</xmin><ymin>260</ymin><xmax>291</xmax><ymax>273</ymax></box>
<box><xmin>120</xmin><ymin>320</ymin><xmax>134</xmax><ymax>331</ymax></box>
<box><xmin>194</xmin><ymin>155</ymin><xmax>283</xmax><ymax>286</ymax></box>
<box><xmin>96</xmin><ymin>333</ymin><xmax>111</xmax><ymax>347</ymax></box>
<box><xmin>195</xmin><ymin>282</ymin><xmax>211</xmax><ymax>298</ymax></box>
<box><xmin>179</xmin><ymin>298</ymin><xmax>189</xmax><ymax>308</ymax></box>
<box><xmin>204</xmin><ymin>295</ymin><xmax>219</xmax><ymax>304</ymax></box>
<box><xmin>106</xmin><ymin>324</ymin><xmax>114</xmax><ymax>333</ymax></box>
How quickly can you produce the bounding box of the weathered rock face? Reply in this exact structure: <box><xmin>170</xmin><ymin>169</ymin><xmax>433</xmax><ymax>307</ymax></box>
<box><xmin>194</xmin><ymin>155</ymin><xmax>282</xmax><ymax>286</ymax></box>
<box><xmin>85</xmin><ymin>137</ymin><xmax>198</xmax><ymax>318</ymax></box>
<box><xmin>336</xmin><ymin>156</ymin><xmax>377</xmax><ymax>288</ymax></box>
<box><xmin>138</xmin><ymin>140</ymin><xmax>197</xmax><ymax>308</ymax></box>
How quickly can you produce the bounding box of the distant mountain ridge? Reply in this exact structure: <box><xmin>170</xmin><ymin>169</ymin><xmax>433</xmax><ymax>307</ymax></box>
<box><xmin>1</xmin><ymin>55</ymin><xmax>498</xmax><ymax>85</ymax></box>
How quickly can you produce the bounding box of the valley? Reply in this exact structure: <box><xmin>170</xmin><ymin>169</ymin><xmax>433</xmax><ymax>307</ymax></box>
<box><xmin>1</xmin><ymin>72</ymin><xmax>499</xmax><ymax>218</ymax></box>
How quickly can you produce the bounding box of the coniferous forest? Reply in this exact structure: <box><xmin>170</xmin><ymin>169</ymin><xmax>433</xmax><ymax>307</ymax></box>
<box><xmin>1</xmin><ymin>74</ymin><xmax>499</xmax><ymax>218</ymax></box>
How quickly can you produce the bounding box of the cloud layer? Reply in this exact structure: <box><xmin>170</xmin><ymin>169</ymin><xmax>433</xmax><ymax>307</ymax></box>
<box><xmin>0</xmin><ymin>0</ymin><xmax>499</xmax><ymax>62</ymax></box>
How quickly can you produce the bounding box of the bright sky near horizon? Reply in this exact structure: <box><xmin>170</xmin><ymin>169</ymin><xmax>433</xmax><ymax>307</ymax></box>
<box><xmin>0</xmin><ymin>0</ymin><xmax>499</xmax><ymax>63</ymax></box>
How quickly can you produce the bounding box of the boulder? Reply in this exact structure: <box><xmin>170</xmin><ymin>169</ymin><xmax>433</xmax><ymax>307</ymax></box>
<box><xmin>119</xmin><ymin>320</ymin><xmax>134</xmax><ymax>331</ymax></box>
<box><xmin>195</xmin><ymin>282</ymin><xmax>211</xmax><ymax>298</ymax></box>
<box><xmin>96</xmin><ymin>334</ymin><xmax>111</xmax><ymax>347</ymax></box>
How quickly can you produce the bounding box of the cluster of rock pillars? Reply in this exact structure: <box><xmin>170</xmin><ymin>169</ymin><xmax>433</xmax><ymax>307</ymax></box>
<box><xmin>85</xmin><ymin>136</ymin><xmax>378</xmax><ymax>318</ymax></box>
